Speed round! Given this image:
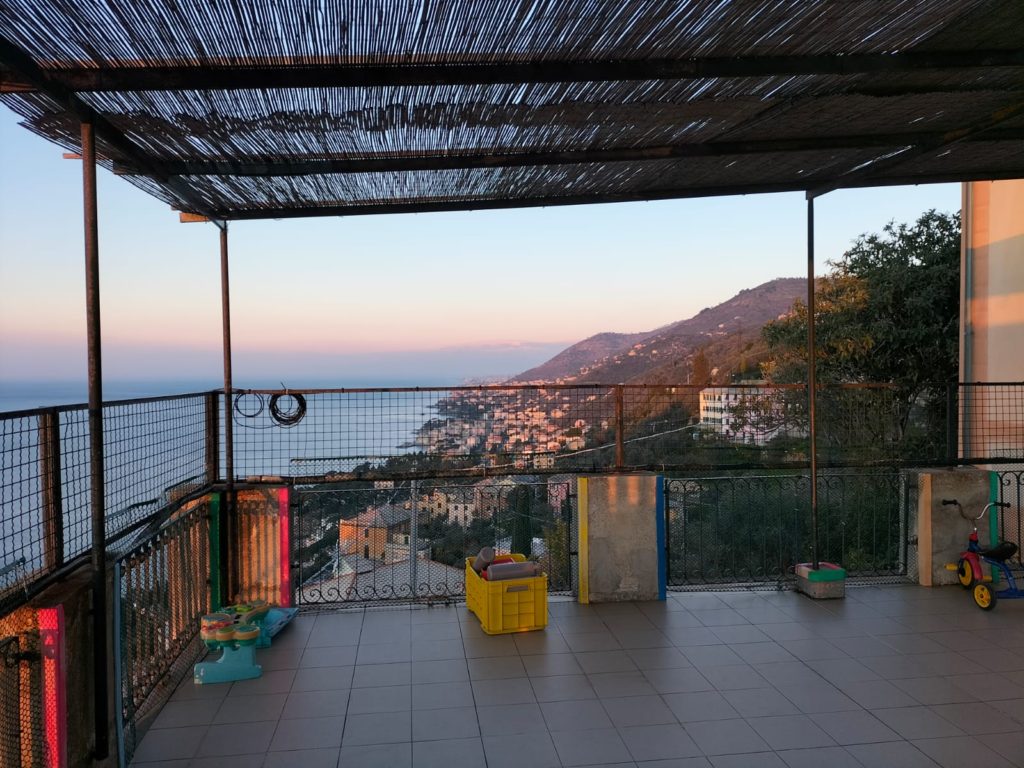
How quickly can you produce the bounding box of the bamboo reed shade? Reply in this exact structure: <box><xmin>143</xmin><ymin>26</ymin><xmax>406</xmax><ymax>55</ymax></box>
<box><xmin>0</xmin><ymin>0</ymin><xmax>1021</xmax><ymax>220</ymax></box>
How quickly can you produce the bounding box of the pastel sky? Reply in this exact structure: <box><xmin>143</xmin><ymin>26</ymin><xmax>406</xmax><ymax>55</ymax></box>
<box><xmin>0</xmin><ymin>104</ymin><xmax>960</xmax><ymax>386</ymax></box>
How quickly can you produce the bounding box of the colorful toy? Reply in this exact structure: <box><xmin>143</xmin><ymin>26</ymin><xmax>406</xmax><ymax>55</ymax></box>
<box><xmin>193</xmin><ymin>599</ymin><xmax>297</xmax><ymax>684</ymax></box>
<box><xmin>946</xmin><ymin>499</ymin><xmax>1018</xmax><ymax>610</ymax></box>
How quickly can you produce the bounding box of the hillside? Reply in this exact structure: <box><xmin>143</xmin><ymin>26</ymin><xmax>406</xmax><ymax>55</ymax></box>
<box><xmin>511</xmin><ymin>277</ymin><xmax>805</xmax><ymax>384</ymax></box>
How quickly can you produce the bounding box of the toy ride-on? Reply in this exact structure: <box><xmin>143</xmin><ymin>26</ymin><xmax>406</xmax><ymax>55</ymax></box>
<box><xmin>946</xmin><ymin>499</ymin><xmax>1018</xmax><ymax>610</ymax></box>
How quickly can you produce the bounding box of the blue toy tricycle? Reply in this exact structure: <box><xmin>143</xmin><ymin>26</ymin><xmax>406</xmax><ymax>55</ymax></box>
<box><xmin>946</xmin><ymin>499</ymin><xmax>1018</xmax><ymax>610</ymax></box>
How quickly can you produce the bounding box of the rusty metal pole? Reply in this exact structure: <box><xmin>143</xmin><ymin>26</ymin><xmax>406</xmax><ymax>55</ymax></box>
<box><xmin>806</xmin><ymin>196</ymin><xmax>820</xmax><ymax>570</ymax></box>
<box><xmin>82</xmin><ymin>118</ymin><xmax>109</xmax><ymax>760</ymax></box>
<box><xmin>220</xmin><ymin>225</ymin><xmax>235</xmax><ymax>603</ymax></box>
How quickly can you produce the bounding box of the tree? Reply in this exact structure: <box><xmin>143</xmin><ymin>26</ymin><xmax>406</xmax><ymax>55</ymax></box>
<box><xmin>761</xmin><ymin>209</ymin><xmax>960</xmax><ymax>447</ymax></box>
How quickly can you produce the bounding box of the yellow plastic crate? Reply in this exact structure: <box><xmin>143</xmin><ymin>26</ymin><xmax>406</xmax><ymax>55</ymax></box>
<box><xmin>464</xmin><ymin>554</ymin><xmax>548</xmax><ymax>635</ymax></box>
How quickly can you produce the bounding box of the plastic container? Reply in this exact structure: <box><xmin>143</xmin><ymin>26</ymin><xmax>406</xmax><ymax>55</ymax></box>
<box><xmin>465</xmin><ymin>553</ymin><xmax>547</xmax><ymax>635</ymax></box>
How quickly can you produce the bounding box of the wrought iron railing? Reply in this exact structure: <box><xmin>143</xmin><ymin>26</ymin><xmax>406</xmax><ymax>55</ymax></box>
<box><xmin>293</xmin><ymin>477</ymin><xmax>576</xmax><ymax>606</ymax></box>
<box><xmin>114</xmin><ymin>498</ymin><xmax>211</xmax><ymax>767</ymax></box>
<box><xmin>664</xmin><ymin>470</ymin><xmax>917</xmax><ymax>588</ymax></box>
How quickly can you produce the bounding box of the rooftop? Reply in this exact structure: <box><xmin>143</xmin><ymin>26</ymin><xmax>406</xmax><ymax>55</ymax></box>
<box><xmin>133</xmin><ymin>585</ymin><xmax>1024</xmax><ymax>767</ymax></box>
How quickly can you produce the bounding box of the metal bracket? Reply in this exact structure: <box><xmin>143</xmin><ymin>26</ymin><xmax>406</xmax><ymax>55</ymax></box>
<box><xmin>1</xmin><ymin>635</ymin><xmax>40</xmax><ymax>668</ymax></box>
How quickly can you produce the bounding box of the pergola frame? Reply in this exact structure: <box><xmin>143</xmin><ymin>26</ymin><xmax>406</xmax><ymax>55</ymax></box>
<box><xmin>2</xmin><ymin>1</ymin><xmax>1021</xmax><ymax>761</ymax></box>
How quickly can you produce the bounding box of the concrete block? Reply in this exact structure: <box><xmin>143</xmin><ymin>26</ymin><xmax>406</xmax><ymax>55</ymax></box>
<box><xmin>917</xmin><ymin>468</ymin><xmax>993</xmax><ymax>586</ymax></box>
<box><xmin>578</xmin><ymin>475</ymin><xmax>664</xmax><ymax>603</ymax></box>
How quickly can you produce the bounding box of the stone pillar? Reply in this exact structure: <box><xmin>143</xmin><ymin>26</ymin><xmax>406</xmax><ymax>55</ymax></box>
<box><xmin>577</xmin><ymin>475</ymin><xmax>665</xmax><ymax>603</ymax></box>
<box><xmin>917</xmin><ymin>468</ymin><xmax>994</xmax><ymax>586</ymax></box>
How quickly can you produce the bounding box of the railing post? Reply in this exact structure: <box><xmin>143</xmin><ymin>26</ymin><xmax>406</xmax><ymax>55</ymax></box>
<box><xmin>219</xmin><ymin>225</ymin><xmax>236</xmax><ymax>602</ymax></box>
<box><xmin>38</xmin><ymin>409</ymin><xmax>64</xmax><ymax>571</ymax></box>
<box><xmin>614</xmin><ymin>385</ymin><xmax>625</xmax><ymax>470</ymax></box>
<box><xmin>204</xmin><ymin>391</ymin><xmax>220</xmax><ymax>485</ymax></box>
<box><xmin>806</xmin><ymin>195</ymin><xmax>820</xmax><ymax>570</ymax></box>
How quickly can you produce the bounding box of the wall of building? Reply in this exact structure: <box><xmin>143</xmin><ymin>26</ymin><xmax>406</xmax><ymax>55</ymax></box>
<box><xmin>961</xmin><ymin>179</ymin><xmax>1024</xmax><ymax>386</ymax></box>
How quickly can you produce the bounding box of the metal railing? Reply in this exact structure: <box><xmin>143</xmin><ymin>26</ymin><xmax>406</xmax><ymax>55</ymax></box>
<box><xmin>293</xmin><ymin>477</ymin><xmax>575</xmax><ymax>606</ymax></box>
<box><xmin>0</xmin><ymin>606</ymin><xmax>43</xmax><ymax>768</ymax></box>
<box><xmin>114</xmin><ymin>498</ymin><xmax>211</xmax><ymax>767</ymax></box>
<box><xmin>665</xmin><ymin>470</ymin><xmax>917</xmax><ymax>588</ymax></box>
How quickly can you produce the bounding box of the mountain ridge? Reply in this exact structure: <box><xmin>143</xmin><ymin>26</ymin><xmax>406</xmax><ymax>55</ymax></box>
<box><xmin>511</xmin><ymin>277</ymin><xmax>805</xmax><ymax>384</ymax></box>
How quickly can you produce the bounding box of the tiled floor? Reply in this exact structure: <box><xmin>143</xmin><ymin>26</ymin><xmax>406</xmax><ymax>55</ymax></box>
<box><xmin>131</xmin><ymin>586</ymin><xmax>1024</xmax><ymax>767</ymax></box>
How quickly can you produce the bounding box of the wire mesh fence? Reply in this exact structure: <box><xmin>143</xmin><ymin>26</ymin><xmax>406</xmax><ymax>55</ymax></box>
<box><xmin>959</xmin><ymin>383</ymin><xmax>1024</xmax><ymax>462</ymax></box>
<box><xmin>1</xmin><ymin>393</ymin><xmax>212</xmax><ymax>611</ymax></box>
<box><xmin>0</xmin><ymin>605</ymin><xmax>43</xmax><ymax>768</ymax></box>
<box><xmin>665</xmin><ymin>470</ymin><xmax>916</xmax><ymax>589</ymax></box>
<box><xmin>226</xmin><ymin>382</ymin><xmax>1006</xmax><ymax>483</ymax></box>
<box><xmin>115</xmin><ymin>497</ymin><xmax>211</xmax><ymax>767</ymax></box>
<box><xmin>293</xmin><ymin>476</ymin><xmax>575</xmax><ymax>606</ymax></box>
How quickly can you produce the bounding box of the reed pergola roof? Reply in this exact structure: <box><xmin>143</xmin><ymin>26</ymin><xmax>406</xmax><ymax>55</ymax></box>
<box><xmin>1</xmin><ymin>0</ymin><xmax>1022</xmax><ymax>221</ymax></box>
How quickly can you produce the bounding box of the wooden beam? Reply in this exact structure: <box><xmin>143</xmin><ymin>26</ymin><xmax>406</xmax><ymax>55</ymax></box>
<box><xmin>112</xmin><ymin>128</ymin><xmax>1024</xmax><ymax>178</ymax></box>
<box><xmin>16</xmin><ymin>49</ymin><xmax>1024</xmax><ymax>92</ymax></box>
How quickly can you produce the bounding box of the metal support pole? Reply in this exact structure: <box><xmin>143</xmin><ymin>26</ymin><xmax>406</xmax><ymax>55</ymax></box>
<box><xmin>82</xmin><ymin>119</ymin><xmax>109</xmax><ymax>760</ymax></box>
<box><xmin>220</xmin><ymin>226</ymin><xmax>235</xmax><ymax>604</ymax></box>
<box><xmin>39</xmin><ymin>409</ymin><xmax>64</xmax><ymax>571</ymax></box>
<box><xmin>806</xmin><ymin>196</ymin><xmax>820</xmax><ymax>570</ymax></box>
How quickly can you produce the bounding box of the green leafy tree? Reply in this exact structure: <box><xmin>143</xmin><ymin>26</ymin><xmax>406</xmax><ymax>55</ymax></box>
<box><xmin>761</xmin><ymin>209</ymin><xmax>960</xmax><ymax>448</ymax></box>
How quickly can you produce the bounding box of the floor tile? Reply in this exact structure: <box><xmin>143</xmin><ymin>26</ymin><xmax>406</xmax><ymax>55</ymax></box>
<box><xmin>412</xmin><ymin>681</ymin><xmax>475</xmax><ymax>709</ymax></box>
<box><xmin>810</xmin><ymin>709</ymin><xmax>901</xmax><ymax>744</ymax></box>
<box><xmin>722</xmin><ymin>688</ymin><xmax>799</xmax><ymax>718</ymax></box>
<box><xmin>468</xmin><ymin>656</ymin><xmax>526</xmax><ymax>680</ymax></box>
<box><xmin>269</xmin><ymin>715</ymin><xmax>345</xmax><ymax>751</ymax></box>
<box><xmin>412</xmin><ymin>737</ymin><xmax>486</xmax><ymax>768</ymax></box>
<box><xmin>709</xmin><ymin>752</ymin><xmax>787</xmax><ymax>767</ymax></box>
<box><xmin>929</xmin><ymin>702</ymin><xmax>1020</xmax><ymax>734</ymax></box>
<box><xmin>576</xmin><ymin>650</ymin><xmax>639</xmax><ymax>674</ymax></box>
<box><xmin>542</xmin><ymin>698</ymin><xmax>614</xmax><ymax>731</ymax></box>
<box><xmin>551</xmin><ymin>727</ymin><xmax>633</xmax><ymax>766</ymax></box>
<box><xmin>664</xmin><ymin>691</ymin><xmax>739</xmax><ymax>722</ymax></box>
<box><xmin>132</xmin><ymin>726</ymin><xmax>208</xmax><ymax>762</ymax></box>
<box><xmin>198</xmin><ymin>721</ymin><xmax>275</xmax><ymax>756</ymax></box>
<box><xmin>301</xmin><ymin>645</ymin><xmax>358</xmax><ymax>668</ymax></box>
<box><xmin>601</xmin><ymin>695</ymin><xmax>676</xmax><ymax>727</ymax></box>
<box><xmin>522</xmin><ymin>652</ymin><xmax>584</xmax><ymax>677</ymax></box>
<box><xmin>682</xmin><ymin>645</ymin><xmax>745</xmax><ymax>668</ymax></box>
<box><xmin>261</xmin><ymin>752</ymin><xmax>341</xmax><ymax>768</ymax></box>
<box><xmin>476</xmin><ymin>702</ymin><xmax>547</xmax><ymax>735</ymax></box>
<box><xmin>840</xmin><ymin>678</ymin><xmax>919</xmax><ymax>709</ymax></box>
<box><xmin>777</xmin><ymin>745</ymin><xmax>862</xmax><ymax>768</ymax></box>
<box><xmin>411</xmin><ymin>658</ymin><xmax>469</xmax><ymax>684</ymax></box>
<box><xmin>730</xmin><ymin>642</ymin><xmax>796</xmax><ymax>664</ymax></box>
<box><xmin>892</xmin><ymin>676</ymin><xmax>978</xmax><ymax>705</ymax></box>
<box><xmin>844</xmin><ymin>740</ymin><xmax>940</xmax><ymax>768</ymax></box>
<box><xmin>620</xmin><ymin>723</ymin><xmax>702</xmax><ymax>761</ymax></box>
<box><xmin>291</xmin><ymin>665</ymin><xmax>353</xmax><ymax>692</ymax></box>
<box><xmin>627</xmin><ymin>647</ymin><xmax>691</xmax><ymax>670</ymax></box>
<box><xmin>213</xmin><ymin>693</ymin><xmax>287</xmax><ymax>724</ymax></box>
<box><xmin>643</xmin><ymin>667</ymin><xmax>713</xmax><ymax>694</ymax></box>
<box><xmin>228</xmin><ymin>669</ymin><xmax>296</xmax><ymax>697</ymax></box>
<box><xmin>353</xmin><ymin>662</ymin><xmax>412</xmax><ymax>687</ymax></box>
<box><xmin>151</xmin><ymin>698</ymin><xmax>222</xmax><ymax>729</ymax></box>
<box><xmin>873</xmin><ymin>706</ymin><xmax>966</xmax><ymax>740</ymax></box>
<box><xmin>589</xmin><ymin>671</ymin><xmax>657</xmax><ymax>698</ymax></box>
<box><xmin>531</xmin><ymin>674</ymin><xmax>597</xmax><ymax>702</ymax></box>
<box><xmin>342</xmin><ymin>711</ymin><xmax>411</xmax><ymax>746</ymax></box>
<box><xmin>911</xmin><ymin>735</ymin><xmax>1015</xmax><ymax>768</ymax></box>
<box><xmin>412</xmin><ymin>706</ymin><xmax>480</xmax><ymax>741</ymax></box>
<box><xmin>348</xmin><ymin>684</ymin><xmax>411</xmax><ymax>714</ymax></box>
<box><xmin>473</xmin><ymin>676</ymin><xmax>537</xmax><ymax>704</ymax></box>
<box><xmin>337</xmin><ymin>742</ymin><xmax>412</xmax><ymax>768</ymax></box>
<box><xmin>747</xmin><ymin>714</ymin><xmax>836</xmax><ymax>750</ymax></box>
<box><xmin>685</xmin><ymin>719</ymin><xmax>770</xmax><ymax>755</ymax></box>
<box><xmin>357</xmin><ymin>641</ymin><xmax>412</xmax><ymax>664</ymax></box>
<box><xmin>700</xmin><ymin>664</ymin><xmax>769</xmax><ymax>691</ymax></box>
<box><xmin>482</xmin><ymin>733</ymin><xmax>561</xmax><ymax>768</ymax></box>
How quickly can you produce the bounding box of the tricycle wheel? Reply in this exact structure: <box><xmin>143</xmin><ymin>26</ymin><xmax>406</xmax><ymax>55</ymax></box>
<box><xmin>973</xmin><ymin>582</ymin><xmax>997</xmax><ymax>611</ymax></box>
<box><xmin>957</xmin><ymin>559</ymin><xmax>975</xmax><ymax>589</ymax></box>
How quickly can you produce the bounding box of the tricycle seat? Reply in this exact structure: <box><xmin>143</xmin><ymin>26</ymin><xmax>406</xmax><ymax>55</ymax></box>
<box><xmin>981</xmin><ymin>541</ymin><xmax>1019</xmax><ymax>562</ymax></box>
